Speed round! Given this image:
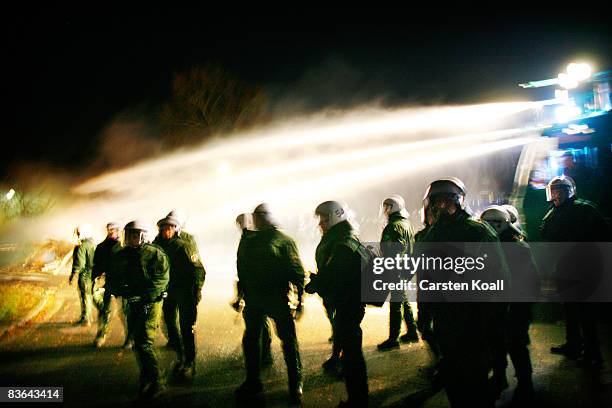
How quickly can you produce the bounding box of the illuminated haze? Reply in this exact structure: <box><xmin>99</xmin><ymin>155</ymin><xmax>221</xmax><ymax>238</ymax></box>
<box><xmin>14</xmin><ymin>102</ymin><xmax>548</xmax><ymax>295</ymax></box>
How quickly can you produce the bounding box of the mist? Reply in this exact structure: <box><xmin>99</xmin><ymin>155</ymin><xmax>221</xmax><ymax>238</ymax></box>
<box><xmin>2</xmin><ymin>100</ymin><xmax>551</xmax><ymax>297</ymax></box>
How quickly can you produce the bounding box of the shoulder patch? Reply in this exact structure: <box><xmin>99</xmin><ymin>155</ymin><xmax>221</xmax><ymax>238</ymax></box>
<box><xmin>190</xmin><ymin>253</ymin><xmax>199</xmax><ymax>263</ymax></box>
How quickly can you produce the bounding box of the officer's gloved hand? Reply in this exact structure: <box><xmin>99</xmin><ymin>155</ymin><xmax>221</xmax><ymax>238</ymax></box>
<box><xmin>305</xmin><ymin>273</ymin><xmax>319</xmax><ymax>294</ymax></box>
<box><xmin>230</xmin><ymin>298</ymin><xmax>244</xmax><ymax>313</ymax></box>
<box><xmin>293</xmin><ymin>301</ymin><xmax>304</xmax><ymax>321</ymax></box>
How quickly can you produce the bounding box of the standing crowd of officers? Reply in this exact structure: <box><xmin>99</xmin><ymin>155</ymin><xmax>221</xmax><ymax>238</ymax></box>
<box><xmin>70</xmin><ymin>212</ymin><xmax>205</xmax><ymax>400</ymax></box>
<box><xmin>67</xmin><ymin>174</ymin><xmax>607</xmax><ymax>407</ymax></box>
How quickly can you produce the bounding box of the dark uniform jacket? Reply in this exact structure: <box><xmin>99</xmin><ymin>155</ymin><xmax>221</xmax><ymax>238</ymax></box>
<box><xmin>498</xmin><ymin>229</ymin><xmax>540</xmax><ymax>302</ymax></box>
<box><xmin>235</xmin><ymin>229</ymin><xmax>257</xmax><ymax>298</ymax></box>
<box><xmin>237</xmin><ymin>227</ymin><xmax>305</xmax><ymax>309</ymax></box>
<box><xmin>153</xmin><ymin>234</ymin><xmax>206</xmax><ymax>296</ymax></box>
<box><xmin>414</xmin><ymin>225</ymin><xmax>430</xmax><ymax>244</ymax></box>
<box><xmin>311</xmin><ymin>221</ymin><xmax>363</xmax><ymax>308</ymax></box>
<box><xmin>416</xmin><ymin>210</ymin><xmax>510</xmax><ymax>302</ymax></box>
<box><xmin>416</xmin><ymin>209</ymin><xmax>509</xmax><ymax>390</ymax></box>
<box><xmin>540</xmin><ymin>197</ymin><xmax>608</xmax><ymax>299</ymax></box>
<box><xmin>112</xmin><ymin>243</ymin><xmax>170</xmax><ymax>302</ymax></box>
<box><xmin>380</xmin><ymin>212</ymin><xmax>414</xmax><ymax>257</ymax></box>
<box><xmin>540</xmin><ymin>197</ymin><xmax>608</xmax><ymax>242</ymax></box>
<box><xmin>92</xmin><ymin>237</ymin><xmax>120</xmax><ymax>280</ymax></box>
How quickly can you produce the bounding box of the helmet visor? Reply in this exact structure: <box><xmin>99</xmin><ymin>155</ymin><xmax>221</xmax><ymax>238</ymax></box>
<box><xmin>546</xmin><ymin>183</ymin><xmax>571</xmax><ymax>202</ymax></box>
<box><xmin>124</xmin><ymin>229</ymin><xmax>146</xmax><ymax>247</ymax></box>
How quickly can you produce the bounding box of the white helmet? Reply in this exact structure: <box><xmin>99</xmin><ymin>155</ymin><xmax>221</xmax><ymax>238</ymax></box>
<box><xmin>124</xmin><ymin>220</ymin><xmax>148</xmax><ymax>246</ymax></box>
<box><xmin>545</xmin><ymin>175</ymin><xmax>576</xmax><ymax>202</ymax></box>
<box><xmin>315</xmin><ymin>200</ymin><xmax>349</xmax><ymax>232</ymax></box>
<box><xmin>157</xmin><ymin>215</ymin><xmax>181</xmax><ymax>229</ymax></box>
<box><xmin>423</xmin><ymin>177</ymin><xmax>466</xmax><ymax>208</ymax></box>
<box><xmin>252</xmin><ymin>203</ymin><xmax>278</xmax><ymax>228</ymax></box>
<box><xmin>235</xmin><ymin>213</ymin><xmax>254</xmax><ymax>231</ymax></box>
<box><xmin>501</xmin><ymin>204</ymin><xmax>523</xmax><ymax>231</ymax></box>
<box><xmin>166</xmin><ymin>210</ymin><xmax>186</xmax><ymax>229</ymax></box>
<box><xmin>480</xmin><ymin>205</ymin><xmax>512</xmax><ymax>234</ymax></box>
<box><xmin>501</xmin><ymin>204</ymin><xmax>519</xmax><ymax>225</ymax></box>
<box><xmin>480</xmin><ymin>205</ymin><xmax>523</xmax><ymax>236</ymax></box>
<box><xmin>75</xmin><ymin>224</ymin><xmax>93</xmax><ymax>240</ymax></box>
<box><xmin>382</xmin><ymin>195</ymin><xmax>409</xmax><ymax>218</ymax></box>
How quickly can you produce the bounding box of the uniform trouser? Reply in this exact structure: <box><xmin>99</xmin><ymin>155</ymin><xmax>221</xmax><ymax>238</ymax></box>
<box><xmin>162</xmin><ymin>300</ymin><xmax>179</xmax><ymax>346</ymax></box>
<box><xmin>261</xmin><ymin>318</ymin><xmax>272</xmax><ymax>359</ymax></box>
<box><xmin>488</xmin><ymin>303</ymin><xmax>509</xmax><ymax>377</ymax></box>
<box><xmin>507</xmin><ymin>303</ymin><xmax>533</xmax><ymax>384</ymax></box>
<box><xmin>335</xmin><ymin>304</ymin><xmax>368</xmax><ymax>406</ymax></box>
<box><xmin>77</xmin><ymin>274</ymin><xmax>93</xmax><ymax>322</ymax></box>
<box><xmin>242</xmin><ymin>304</ymin><xmax>302</xmax><ymax>390</ymax></box>
<box><xmin>433</xmin><ymin>303</ymin><xmax>492</xmax><ymax>408</ymax></box>
<box><xmin>96</xmin><ymin>290</ymin><xmax>132</xmax><ymax>341</ymax></box>
<box><xmin>323</xmin><ymin>299</ymin><xmax>342</xmax><ymax>357</ymax></box>
<box><xmin>564</xmin><ymin>302</ymin><xmax>601</xmax><ymax>359</ymax></box>
<box><xmin>92</xmin><ymin>279</ymin><xmax>105</xmax><ymax>311</ymax></box>
<box><xmin>163</xmin><ymin>292</ymin><xmax>199</xmax><ymax>365</ymax></box>
<box><xmin>389</xmin><ymin>292</ymin><xmax>416</xmax><ymax>340</ymax></box>
<box><xmin>128</xmin><ymin>300</ymin><xmax>163</xmax><ymax>386</ymax></box>
<box><xmin>417</xmin><ymin>302</ymin><xmax>440</xmax><ymax>358</ymax></box>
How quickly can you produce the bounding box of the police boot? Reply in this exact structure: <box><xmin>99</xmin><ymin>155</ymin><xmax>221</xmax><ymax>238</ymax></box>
<box><xmin>377</xmin><ymin>338</ymin><xmax>400</xmax><ymax>351</ymax></box>
<box><xmin>288</xmin><ymin>382</ymin><xmax>303</xmax><ymax>406</ymax></box>
<box><xmin>235</xmin><ymin>380</ymin><xmax>263</xmax><ymax>401</ymax></box>
<box><xmin>75</xmin><ymin>318</ymin><xmax>91</xmax><ymax>327</ymax></box>
<box><xmin>122</xmin><ymin>338</ymin><xmax>134</xmax><ymax>349</ymax></box>
<box><xmin>488</xmin><ymin>371</ymin><xmax>509</xmax><ymax>400</ymax></box>
<box><xmin>512</xmin><ymin>379</ymin><xmax>535</xmax><ymax>405</ymax></box>
<box><xmin>179</xmin><ymin>362</ymin><xmax>196</xmax><ymax>383</ymax></box>
<box><xmin>322</xmin><ymin>354</ymin><xmax>341</xmax><ymax>372</ymax></box>
<box><xmin>171</xmin><ymin>360</ymin><xmax>184</xmax><ymax>379</ymax></box>
<box><xmin>399</xmin><ymin>329</ymin><xmax>419</xmax><ymax>344</ymax></box>
<box><xmin>137</xmin><ymin>380</ymin><xmax>166</xmax><ymax>401</ymax></box>
<box><xmin>550</xmin><ymin>343</ymin><xmax>581</xmax><ymax>359</ymax></box>
<box><xmin>94</xmin><ymin>335</ymin><xmax>106</xmax><ymax>348</ymax></box>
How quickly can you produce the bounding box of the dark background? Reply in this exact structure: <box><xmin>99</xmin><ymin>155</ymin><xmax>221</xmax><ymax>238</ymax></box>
<box><xmin>2</xmin><ymin>11</ymin><xmax>611</xmax><ymax>178</ymax></box>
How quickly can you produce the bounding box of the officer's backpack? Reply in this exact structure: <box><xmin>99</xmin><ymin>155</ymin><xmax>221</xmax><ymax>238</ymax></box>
<box><xmin>348</xmin><ymin>238</ymin><xmax>387</xmax><ymax>307</ymax></box>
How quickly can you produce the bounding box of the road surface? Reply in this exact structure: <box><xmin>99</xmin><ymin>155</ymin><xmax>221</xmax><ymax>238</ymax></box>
<box><xmin>0</xmin><ymin>275</ymin><xmax>611</xmax><ymax>407</ymax></box>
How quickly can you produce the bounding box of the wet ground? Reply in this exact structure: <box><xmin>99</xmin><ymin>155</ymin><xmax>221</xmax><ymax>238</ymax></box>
<box><xmin>0</xmin><ymin>276</ymin><xmax>611</xmax><ymax>407</ymax></box>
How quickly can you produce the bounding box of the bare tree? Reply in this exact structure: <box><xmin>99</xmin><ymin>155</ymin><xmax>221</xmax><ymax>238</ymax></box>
<box><xmin>159</xmin><ymin>63</ymin><xmax>267</xmax><ymax>146</ymax></box>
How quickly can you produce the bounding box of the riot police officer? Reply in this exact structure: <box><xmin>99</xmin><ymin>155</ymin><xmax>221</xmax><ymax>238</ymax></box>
<box><xmin>114</xmin><ymin>220</ymin><xmax>169</xmax><ymax>400</ymax></box>
<box><xmin>69</xmin><ymin>224</ymin><xmax>96</xmax><ymax>326</ymax></box>
<box><xmin>481</xmin><ymin>205</ymin><xmax>539</xmax><ymax>403</ymax></box>
<box><xmin>154</xmin><ymin>213</ymin><xmax>206</xmax><ymax>382</ymax></box>
<box><xmin>232</xmin><ymin>213</ymin><xmax>274</xmax><ymax>367</ymax></box>
<box><xmin>158</xmin><ymin>210</ymin><xmax>197</xmax><ymax>350</ymax></box>
<box><xmin>417</xmin><ymin>178</ymin><xmax>508</xmax><ymax>408</ymax></box>
<box><xmin>415</xmin><ymin>206</ymin><xmax>440</xmax><ymax>369</ymax></box>
<box><xmin>92</xmin><ymin>222</ymin><xmax>132</xmax><ymax>348</ymax></box>
<box><xmin>235</xmin><ymin>203</ymin><xmax>305</xmax><ymax>405</ymax></box>
<box><xmin>307</xmin><ymin>200</ymin><xmax>369</xmax><ymax>407</ymax></box>
<box><xmin>542</xmin><ymin>175</ymin><xmax>607</xmax><ymax>368</ymax></box>
<box><xmin>377</xmin><ymin>195</ymin><xmax>418</xmax><ymax>351</ymax></box>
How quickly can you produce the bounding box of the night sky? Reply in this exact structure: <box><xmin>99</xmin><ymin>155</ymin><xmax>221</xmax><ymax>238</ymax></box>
<box><xmin>3</xmin><ymin>11</ymin><xmax>611</xmax><ymax>179</ymax></box>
